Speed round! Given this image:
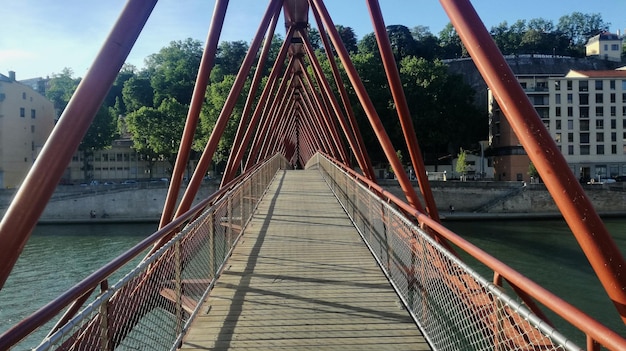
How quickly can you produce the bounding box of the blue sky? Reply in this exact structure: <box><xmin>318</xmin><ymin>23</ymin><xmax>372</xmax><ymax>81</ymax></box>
<box><xmin>1</xmin><ymin>0</ymin><xmax>625</xmax><ymax>80</ymax></box>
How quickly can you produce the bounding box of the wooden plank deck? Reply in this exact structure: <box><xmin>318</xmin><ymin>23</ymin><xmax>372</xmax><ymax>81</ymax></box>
<box><xmin>180</xmin><ymin>169</ymin><xmax>430</xmax><ymax>350</ymax></box>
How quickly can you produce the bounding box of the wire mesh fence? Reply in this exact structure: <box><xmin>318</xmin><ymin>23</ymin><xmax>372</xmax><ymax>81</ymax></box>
<box><xmin>316</xmin><ymin>154</ymin><xmax>581</xmax><ymax>351</ymax></box>
<box><xmin>23</xmin><ymin>155</ymin><xmax>288</xmax><ymax>351</ymax></box>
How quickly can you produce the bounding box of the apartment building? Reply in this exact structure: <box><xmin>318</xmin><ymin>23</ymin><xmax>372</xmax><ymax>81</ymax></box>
<box><xmin>489</xmin><ymin>69</ymin><xmax>626</xmax><ymax>182</ymax></box>
<box><xmin>585</xmin><ymin>31</ymin><xmax>623</xmax><ymax>62</ymax></box>
<box><xmin>0</xmin><ymin>72</ymin><xmax>55</xmax><ymax>188</ymax></box>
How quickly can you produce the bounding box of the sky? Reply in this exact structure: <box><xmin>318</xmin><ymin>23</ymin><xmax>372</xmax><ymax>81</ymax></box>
<box><xmin>1</xmin><ymin>0</ymin><xmax>625</xmax><ymax>80</ymax></box>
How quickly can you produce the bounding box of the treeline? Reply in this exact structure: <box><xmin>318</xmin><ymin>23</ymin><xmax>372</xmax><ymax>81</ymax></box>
<box><xmin>45</xmin><ymin>12</ymin><xmax>611</xmax><ymax>177</ymax></box>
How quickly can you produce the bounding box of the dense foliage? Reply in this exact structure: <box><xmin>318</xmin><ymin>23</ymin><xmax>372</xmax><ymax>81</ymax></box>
<box><xmin>46</xmin><ymin>11</ymin><xmax>615</xmax><ymax>173</ymax></box>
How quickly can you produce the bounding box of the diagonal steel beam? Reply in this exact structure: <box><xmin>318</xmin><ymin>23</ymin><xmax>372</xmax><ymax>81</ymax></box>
<box><xmin>0</xmin><ymin>0</ymin><xmax>158</xmax><ymax>288</ymax></box>
<box><xmin>308</xmin><ymin>0</ymin><xmax>425</xmax><ymax>213</ymax></box>
<box><xmin>366</xmin><ymin>0</ymin><xmax>440</xmax><ymax>221</ymax></box>
<box><xmin>440</xmin><ymin>0</ymin><xmax>626</xmax><ymax>323</ymax></box>
<box><xmin>159</xmin><ymin>0</ymin><xmax>230</xmax><ymax>229</ymax></box>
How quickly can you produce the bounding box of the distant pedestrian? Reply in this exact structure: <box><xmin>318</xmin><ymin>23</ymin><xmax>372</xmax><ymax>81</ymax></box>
<box><xmin>90</xmin><ymin>210</ymin><xmax>96</xmax><ymax>218</ymax></box>
<box><xmin>449</xmin><ymin>205</ymin><xmax>455</xmax><ymax>214</ymax></box>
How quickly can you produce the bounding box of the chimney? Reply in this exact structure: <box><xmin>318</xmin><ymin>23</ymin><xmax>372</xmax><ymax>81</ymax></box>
<box><xmin>8</xmin><ymin>71</ymin><xmax>15</xmax><ymax>81</ymax></box>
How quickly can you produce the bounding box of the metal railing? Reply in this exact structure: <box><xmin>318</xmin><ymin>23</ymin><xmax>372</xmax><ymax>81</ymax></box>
<box><xmin>313</xmin><ymin>153</ymin><xmax>626</xmax><ymax>351</ymax></box>
<box><xmin>0</xmin><ymin>154</ymin><xmax>289</xmax><ymax>351</ymax></box>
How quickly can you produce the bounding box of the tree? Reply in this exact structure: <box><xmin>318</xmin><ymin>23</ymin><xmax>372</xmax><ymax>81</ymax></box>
<box><xmin>215</xmin><ymin>40</ymin><xmax>250</xmax><ymax>78</ymax></box>
<box><xmin>125</xmin><ymin>98</ymin><xmax>188</xmax><ymax>174</ymax></box>
<box><xmin>144</xmin><ymin>38</ymin><xmax>203</xmax><ymax>106</ymax></box>
<box><xmin>399</xmin><ymin>57</ymin><xmax>485</xmax><ymax>163</ymax></box>
<box><xmin>456</xmin><ymin>148</ymin><xmax>468</xmax><ymax>181</ymax></box>
<box><xmin>335</xmin><ymin>25</ymin><xmax>358</xmax><ymax>53</ymax></box>
<box><xmin>557</xmin><ymin>12</ymin><xmax>609</xmax><ymax>46</ymax></box>
<box><xmin>79</xmin><ymin>106</ymin><xmax>117</xmax><ymax>180</ymax></box>
<box><xmin>122</xmin><ymin>75</ymin><xmax>154</xmax><ymax>113</ymax></box>
<box><xmin>438</xmin><ymin>23</ymin><xmax>465</xmax><ymax>58</ymax></box>
<box><xmin>46</xmin><ymin>68</ymin><xmax>80</xmax><ymax>115</ymax></box>
<box><xmin>386</xmin><ymin>25</ymin><xmax>418</xmax><ymax>61</ymax></box>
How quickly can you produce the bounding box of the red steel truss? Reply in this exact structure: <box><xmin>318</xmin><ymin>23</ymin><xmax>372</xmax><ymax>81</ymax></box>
<box><xmin>0</xmin><ymin>0</ymin><xmax>625</xmax><ymax>349</ymax></box>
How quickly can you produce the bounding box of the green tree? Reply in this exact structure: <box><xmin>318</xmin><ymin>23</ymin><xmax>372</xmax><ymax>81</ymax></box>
<box><xmin>79</xmin><ymin>106</ymin><xmax>117</xmax><ymax>180</ymax></box>
<box><xmin>456</xmin><ymin>148</ymin><xmax>468</xmax><ymax>181</ymax></box>
<box><xmin>335</xmin><ymin>25</ymin><xmax>358</xmax><ymax>53</ymax></box>
<box><xmin>46</xmin><ymin>68</ymin><xmax>117</xmax><ymax>179</ymax></box>
<box><xmin>144</xmin><ymin>38</ymin><xmax>203</xmax><ymax>105</ymax></box>
<box><xmin>46</xmin><ymin>68</ymin><xmax>81</xmax><ymax>115</ymax></box>
<box><xmin>438</xmin><ymin>23</ymin><xmax>466</xmax><ymax>58</ymax></box>
<box><xmin>557</xmin><ymin>12</ymin><xmax>608</xmax><ymax>46</ymax></box>
<box><xmin>125</xmin><ymin>98</ymin><xmax>188</xmax><ymax>174</ymax></box>
<box><xmin>122</xmin><ymin>75</ymin><xmax>154</xmax><ymax>113</ymax></box>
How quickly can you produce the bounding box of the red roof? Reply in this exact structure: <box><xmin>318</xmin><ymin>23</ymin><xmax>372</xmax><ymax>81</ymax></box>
<box><xmin>569</xmin><ymin>70</ymin><xmax>626</xmax><ymax>78</ymax></box>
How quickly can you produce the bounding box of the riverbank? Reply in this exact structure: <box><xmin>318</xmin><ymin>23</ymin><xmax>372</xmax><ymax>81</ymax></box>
<box><xmin>2</xmin><ymin>178</ymin><xmax>626</xmax><ymax>223</ymax></box>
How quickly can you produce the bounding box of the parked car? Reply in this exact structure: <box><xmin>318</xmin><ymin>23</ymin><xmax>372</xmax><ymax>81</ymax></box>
<box><xmin>121</xmin><ymin>180</ymin><xmax>137</xmax><ymax>185</ymax></box>
<box><xmin>615</xmin><ymin>175</ymin><xmax>626</xmax><ymax>182</ymax></box>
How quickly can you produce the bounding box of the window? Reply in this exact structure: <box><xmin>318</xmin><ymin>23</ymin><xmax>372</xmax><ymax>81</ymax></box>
<box><xmin>611</xmin><ymin>106</ymin><xmax>617</xmax><ymax>117</ymax></box>
<box><xmin>581</xmin><ymin>145</ymin><xmax>590</xmax><ymax>155</ymax></box>
<box><xmin>596</xmin><ymin>106</ymin><xmax>604</xmax><ymax>117</ymax></box>
<box><xmin>579</xmin><ymin>80</ymin><xmax>588</xmax><ymax>91</ymax></box>
<box><xmin>610</xmin><ymin>80</ymin><xmax>616</xmax><ymax>90</ymax></box>
<box><xmin>568</xmin><ymin>145</ymin><xmax>574</xmax><ymax>155</ymax></box>
<box><xmin>568</xmin><ymin>133</ymin><xmax>574</xmax><ymax>142</ymax></box>
<box><xmin>580</xmin><ymin>107</ymin><xmax>589</xmax><ymax>118</ymax></box>
<box><xmin>30</xmin><ymin>109</ymin><xmax>35</xmax><ymax>118</ymax></box>
<box><xmin>555</xmin><ymin>133</ymin><xmax>561</xmax><ymax>143</ymax></box>
<box><xmin>567</xmin><ymin>81</ymin><xmax>573</xmax><ymax>90</ymax></box>
<box><xmin>580</xmin><ymin>120</ymin><xmax>590</xmax><ymax>131</ymax></box>
<box><xmin>580</xmin><ymin>133</ymin><xmax>589</xmax><ymax>143</ymax></box>
<box><xmin>596</xmin><ymin>120</ymin><xmax>604</xmax><ymax>129</ymax></box>
<box><xmin>622</xmin><ymin>80</ymin><xmax>626</xmax><ymax>90</ymax></box>
<box><xmin>623</xmin><ymin>93</ymin><xmax>626</xmax><ymax>103</ymax></box>
<box><xmin>568</xmin><ymin>120</ymin><xmax>574</xmax><ymax>130</ymax></box>
<box><xmin>568</xmin><ymin>106</ymin><xmax>573</xmax><ymax>117</ymax></box>
<box><xmin>22</xmin><ymin>92</ymin><xmax>26</xmax><ymax>99</ymax></box>
<box><xmin>580</xmin><ymin>94</ymin><xmax>589</xmax><ymax>105</ymax></box>
<box><xmin>555</xmin><ymin>81</ymin><xmax>561</xmax><ymax>91</ymax></box>
<box><xmin>116</xmin><ymin>153</ymin><xmax>123</xmax><ymax>162</ymax></box>
<box><xmin>31</xmin><ymin>141</ymin><xmax>34</xmax><ymax>151</ymax></box>
<box><xmin>555</xmin><ymin>106</ymin><xmax>561</xmax><ymax>116</ymax></box>
<box><xmin>31</xmin><ymin>125</ymin><xmax>35</xmax><ymax>133</ymax></box>
<box><xmin>596</xmin><ymin>132</ymin><xmax>605</xmax><ymax>142</ymax></box>
<box><xmin>611</xmin><ymin>119</ymin><xmax>617</xmax><ymax>129</ymax></box>
<box><xmin>555</xmin><ymin>94</ymin><xmax>561</xmax><ymax>104</ymax></box>
<box><xmin>595</xmin><ymin>93</ymin><xmax>603</xmax><ymax>103</ymax></box>
<box><xmin>611</xmin><ymin>93</ymin><xmax>616</xmax><ymax>103</ymax></box>
<box><xmin>595</xmin><ymin>80</ymin><xmax>603</xmax><ymax>90</ymax></box>
<box><xmin>612</xmin><ymin>132</ymin><xmax>617</xmax><ymax>142</ymax></box>
<box><xmin>604</xmin><ymin>44</ymin><xmax>609</xmax><ymax>51</ymax></box>
<box><xmin>567</xmin><ymin>93</ymin><xmax>573</xmax><ymax>104</ymax></box>
<box><xmin>597</xmin><ymin>145</ymin><xmax>605</xmax><ymax>155</ymax></box>
<box><xmin>623</xmin><ymin>132</ymin><xmax>626</xmax><ymax>142</ymax></box>
<box><xmin>20</xmin><ymin>107</ymin><xmax>25</xmax><ymax>117</ymax></box>
<box><xmin>103</xmin><ymin>154</ymin><xmax>109</xmax><ymax>162</ymax></box>
<box><xmin>611</xmin><ymin>44</ymin><xmax>620</xmax><ymax>51</ymax></box>
<box><xmin>556</xmin><ymin>120</ymin><xmax>562</xmax><ymax>130</ymax></box>
<box><xmin>623</xmin><ymin>106</ymin><xmax>626</xmax><ymax>116</ymax></box>
<box><xmin>612</xmin><ymin>145</ymin><xmax>617</xmax><ymax>154</ymax></box>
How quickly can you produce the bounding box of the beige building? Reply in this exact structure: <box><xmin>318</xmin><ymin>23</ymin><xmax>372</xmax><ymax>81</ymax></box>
<box><xmin>489</xmin><ymin>70</ymin><xmax>626</xmax><ymax>182</ymax></box>
<box><xmin>0</xmin><ymin>72</ymin><xmax>55</xmax><ymax>188</ymax></box>
<box><xmin>585</xmin><ymin>32</ymin><xmax>623</xmax><ymax>62</ymax></box>
<box><xmin>64</xmin><ymin>138</ymin><xmax>171</xmax><ymax>184</ymax></box>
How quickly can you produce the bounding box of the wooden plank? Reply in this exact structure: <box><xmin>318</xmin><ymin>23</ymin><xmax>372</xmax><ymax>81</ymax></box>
<box><xmin>180</xmin><ymin>170</ymin><xmax>430</xmax><ymax>350</ymax></box>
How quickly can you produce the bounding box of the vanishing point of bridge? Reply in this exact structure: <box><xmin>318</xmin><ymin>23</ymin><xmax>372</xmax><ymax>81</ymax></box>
<box><xmin>1</xmin><ymin>0</ymin><xmax>626</xmax><ymax>350</ymax></box>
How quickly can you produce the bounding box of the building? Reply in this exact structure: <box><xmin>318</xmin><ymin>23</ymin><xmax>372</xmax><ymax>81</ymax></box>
<box><xmin>585</xmin><ymin>31</ymin><xmax>623</xmax><ymax>62</ymax></box>
<box><xmin>64</xmin><ymin>137</ymin><xmax>172</xmax><ymax>184</ymax></box>
<box><xmin>489</xmin><ymin>69</ymin><xmax>626</xmax><ymax>182</ymax></box>
<box><xmin>0</xmin><ymin>71</ymin><xmax>56</xmax><ymax>188</ymax></box>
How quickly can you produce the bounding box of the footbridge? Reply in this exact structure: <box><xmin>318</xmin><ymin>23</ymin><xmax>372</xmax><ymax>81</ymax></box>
<box><xmin>1</xmin><ymin>0</ymin><xmax>626</xmax><ymax>350</ymax></box>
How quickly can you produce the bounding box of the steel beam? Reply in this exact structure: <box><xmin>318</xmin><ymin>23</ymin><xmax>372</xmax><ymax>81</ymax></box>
<box><xmin>440</xmin><ymin>0</ymin><xmax>626</xmax><ymax>322</ymax></box>
<box><xmin>0</xmin><ymin>0</ymin><xmax>158</xmax><ymax>288</ymax></box>
<box><xmin>159</xmin><ymin>0</ymin><xmax>230</xmax><ymax>228</ymax></box>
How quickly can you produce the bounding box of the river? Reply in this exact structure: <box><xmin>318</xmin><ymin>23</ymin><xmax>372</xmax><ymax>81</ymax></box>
<box><xmin>1</xmin><ymin>220</ymin><xmax>625</xmax><ymax>348</ymax></box>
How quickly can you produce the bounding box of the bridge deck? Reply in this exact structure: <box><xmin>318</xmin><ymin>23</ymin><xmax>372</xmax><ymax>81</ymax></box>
<box><xmin>180</xmin><ymin>169</ymin><xmax>430</xmax><ymax>350</ymax></box>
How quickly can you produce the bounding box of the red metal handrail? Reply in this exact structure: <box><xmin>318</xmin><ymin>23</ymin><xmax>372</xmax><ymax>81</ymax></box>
<box><xmin>320</xmin><ymin>152</ymin><xmax>626</xmax><ymax>350</ymax></box>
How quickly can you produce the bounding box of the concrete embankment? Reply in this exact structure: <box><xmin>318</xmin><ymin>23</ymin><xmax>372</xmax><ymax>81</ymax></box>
<box><xmin>0</xmin><ymin>179</ymin><xmax>624</xmax><ymax>223</ymax></box>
